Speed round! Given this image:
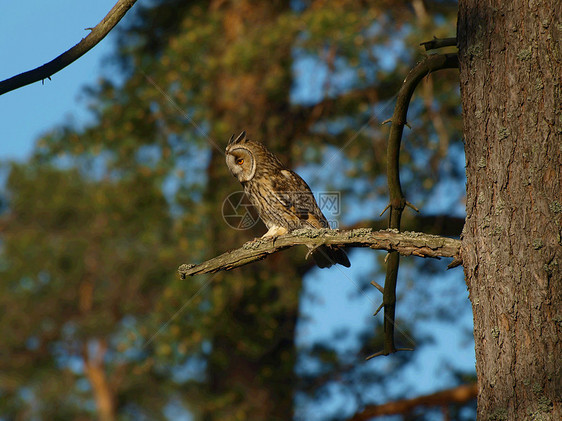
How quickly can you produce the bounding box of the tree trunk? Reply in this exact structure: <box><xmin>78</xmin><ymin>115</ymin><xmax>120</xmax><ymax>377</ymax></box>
<box><xmin>202</xmin><ymin>2</ymin><xmax>298</xmax><ymax>419</ymax></box>
<box><xmin>83</xmin><ymin>340</ymin><xmax>115</xmax><ymax>421</ymax></box>
<box><xmin>458</xmin><ymin>1</ymin><xmax>561</xmax><ymax>420</ymax></box>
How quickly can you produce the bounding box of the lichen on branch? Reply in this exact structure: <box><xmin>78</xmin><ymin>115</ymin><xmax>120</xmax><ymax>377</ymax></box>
<box><xmin>178</xmin><ymin>228</ymin><xmax>461</xmax><ymax>278</ymax></box>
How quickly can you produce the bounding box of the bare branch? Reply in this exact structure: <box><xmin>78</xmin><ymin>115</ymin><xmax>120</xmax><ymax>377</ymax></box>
<box><xmin>178</xmin><ymin>228</ymin><xmax>461</xmax><ymax>278</ymax></box>
<box><xmin>345</xmin><ymin>214</ymin><xmax>466</xmax><ymax>237</ymax></box>
<box><xmin>0</xmin><ymin>0</ymin><xmax>137</xmax><ymax>95</ymax></box>
<box><xmin>381</xmin><ymin>53</ymin><xmax>459</xmax><ymax>355</ymax></box>
<box><xmin>420</xmin><ymin>37</ymin><xmax>458</xmax><ymax>51</ymax></box>
<box><xmin>386</xmin><ymin>53</ymin><xmax>459</xmax><ymax>222</ymax></box>
<box><xmin>347</xmin><ymin>383</ymin><xmax>477</xmax><ymax>420</ymax></box>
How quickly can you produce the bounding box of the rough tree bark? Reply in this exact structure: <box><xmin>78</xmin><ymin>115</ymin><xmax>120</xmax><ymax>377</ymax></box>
<box><xmin>458</xmin><ymin>1</ymin><xmax>561</xmax><ymax>420</ymax></box>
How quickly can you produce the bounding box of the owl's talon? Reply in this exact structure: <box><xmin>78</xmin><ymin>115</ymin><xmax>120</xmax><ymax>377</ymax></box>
<box><xmin>261</xmin><ymin>226</ymin><xmax>288</xmax><ymax>238</ymax></box>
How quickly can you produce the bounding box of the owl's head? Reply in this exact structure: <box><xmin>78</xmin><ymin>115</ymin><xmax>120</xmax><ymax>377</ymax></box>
<box><xmin>226</xmin><ymin>131</ymin><xmax>285</xmax><ymax>183</ymax></box>
<box><xmin>225</xmin><ymin>131</ymin><xmax>259</xmax><ymax>182</ymax></box>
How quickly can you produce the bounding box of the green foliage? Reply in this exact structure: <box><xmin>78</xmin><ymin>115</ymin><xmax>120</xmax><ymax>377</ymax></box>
<box><xmin>0</xmin><ymin>163</ymin><xmax>178</xmax><ymax>417</ymax></box>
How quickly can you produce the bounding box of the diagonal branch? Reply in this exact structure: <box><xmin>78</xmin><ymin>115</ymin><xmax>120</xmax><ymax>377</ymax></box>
<box><xmin>0</xmin><ymin>0</ymin><xmax>137</xmax><ymax>96</ymax></box>
<box><xmin>178</xmin><ymin>228</ymin><xmax>461</xmax><ymax>278</ymax></box>
<box><xmin>347</xmin><ymin>383</ymin><xmax>477</xmax><ymax>420</ymax></box>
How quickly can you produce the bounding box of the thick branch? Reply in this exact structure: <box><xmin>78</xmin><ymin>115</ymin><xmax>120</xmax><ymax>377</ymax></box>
<box><xmin>0</xmin><ymin>0</ymin><xmax>137</xmax><ymax>96</ymax></box>
<box><xmin>386</xmin><ymin>53</ymin><xmax>459</xmax><ymax>218</ymax></box>
<box><xmin>348</xmin><ymin>383</ymin><xmax>477</xmax><ymax>420</ymax></box>
<box><xmin>380</xmin><ymin>53</ymin><xmax>459</xmax><ymax>356</ymax></box>
<box><xmin>178</xmin><ymin>228</ymin><xmax>461</xmax><ymax>278</ymax></box>
<box><xmin>346</xmin><ymin>214</ymin><xmax>465</xmax><ymax>237</ymax></box>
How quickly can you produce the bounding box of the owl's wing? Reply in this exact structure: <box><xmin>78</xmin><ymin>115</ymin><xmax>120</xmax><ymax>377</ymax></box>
<box><xmin>271</xmin><ymin>169</ymin><xmax>330</xmax><ymax>229</ymax></box>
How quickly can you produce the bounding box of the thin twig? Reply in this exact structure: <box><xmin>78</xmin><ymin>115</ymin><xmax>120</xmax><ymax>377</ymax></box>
<box><xmin>0</xmin><ymin>0</ymin><xmax>137</xmax><ymax>95</ymax></box>
<box><xmin>405</xmin><ymin>200</ymin><xmax>420</xmax><ymax>212</ymax></box>
<box><xmin>366</xmin><ymin>347</ymin><xmax>414</xmax><ymax>360</ymax></box>
<box><xmin>370</xmin><ymin>280</ymin><xmax>385</xmax><ymax>293</ymax></box>
<box><xmin>373</xmin><ymin>302</ymin><xmax>384</xmax><ymax>317</ymax></box>
<box><xmin>379</xmin><ymin>203</ymin><xmax>391</xmax><ymax>217</ymax></box>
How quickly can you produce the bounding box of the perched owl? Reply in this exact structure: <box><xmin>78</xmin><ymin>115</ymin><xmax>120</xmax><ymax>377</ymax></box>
<box><xmin>225</xmin><ymin>131</ymin><xmax>350</xmax><ymax>268</ymax></box>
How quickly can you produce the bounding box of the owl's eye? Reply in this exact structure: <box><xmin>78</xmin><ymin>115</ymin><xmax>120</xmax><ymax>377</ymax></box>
<box><xmin>236</xmin><ymin>158</ymin><xmax>244</xmax><ymax>165</ymax></box>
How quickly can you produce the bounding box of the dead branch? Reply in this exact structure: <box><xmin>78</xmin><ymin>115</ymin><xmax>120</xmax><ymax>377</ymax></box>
<box><xmin>348</xmin><ymin>383</ymin><xmax>477</xmax><ymax>420</ymax></box>
<box><xmin>420</xmin><ymin>37</ymin><xmax>458</xmax><ymax>51</ymax></box>
<box><xmin>381</xmin><ymin>52</ymin><xmax>459</xmax><ymax>356</ymax></box>
<box><xmin>178</xmin><ymin>228</ymin><xmax>461</xmax><ymax>278</ymax></box>
<box><xmin>0</xmin><ymin>0</ymin><xmax>137</xmax><ymax>95</ymax></box>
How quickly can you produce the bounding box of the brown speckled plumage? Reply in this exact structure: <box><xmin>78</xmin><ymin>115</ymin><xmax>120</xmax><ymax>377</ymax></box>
<box><xmin>225</xmin><ymin>131</ymin><xmax>350</xmax><ymax>268</ymax></box>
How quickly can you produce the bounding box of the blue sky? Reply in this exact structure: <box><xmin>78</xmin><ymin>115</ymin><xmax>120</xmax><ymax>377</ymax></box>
<box><xmin>0</xmin><ymin>1</ymin><xmax>121</xmax><ymax>160</ymax></box>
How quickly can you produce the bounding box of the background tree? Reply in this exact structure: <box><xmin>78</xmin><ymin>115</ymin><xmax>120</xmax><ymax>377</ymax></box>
<box><xmin>458</xmin><ymin>0</ymin><xmax>561</xmax><ymax>419</ymax></box>
<box><xmin>0</xmin><ymin>1</ymin><xmax>477</xmax><ymax>420</ymax></box>
<box><xmin>0</xmin><ymin>164</ymin><xmax>177</xmax><ymax>419</ymax></box>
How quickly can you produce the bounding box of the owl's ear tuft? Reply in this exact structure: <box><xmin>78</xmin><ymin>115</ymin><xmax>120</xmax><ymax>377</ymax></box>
<box><xmin>229</xmin><ymin>131</ymin><xmax>247</xmax><ymax>145</ymax></box>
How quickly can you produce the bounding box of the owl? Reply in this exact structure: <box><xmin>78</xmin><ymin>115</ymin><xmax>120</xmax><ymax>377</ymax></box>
<box><xmin>225</xmin><ymin>131</ymin><xmax>350</xmax><ymax>268</ymax></box>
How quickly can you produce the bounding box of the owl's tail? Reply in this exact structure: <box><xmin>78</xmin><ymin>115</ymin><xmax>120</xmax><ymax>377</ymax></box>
<box><xmin>311</xmin><ymin>245</ymin><xmax>351</xmax><ymax>268</ymax></box>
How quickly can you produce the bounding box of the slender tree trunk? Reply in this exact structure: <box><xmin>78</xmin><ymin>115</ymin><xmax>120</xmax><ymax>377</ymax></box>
<box><xmin>458</xmin><ymin>1</ymin><xmax>561</xmax><ymax>420</ymax></box>
<box><xmin>83</xmin><ymin>340</ymin><xmax>115</xmax><ymax>421</ymax></box>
